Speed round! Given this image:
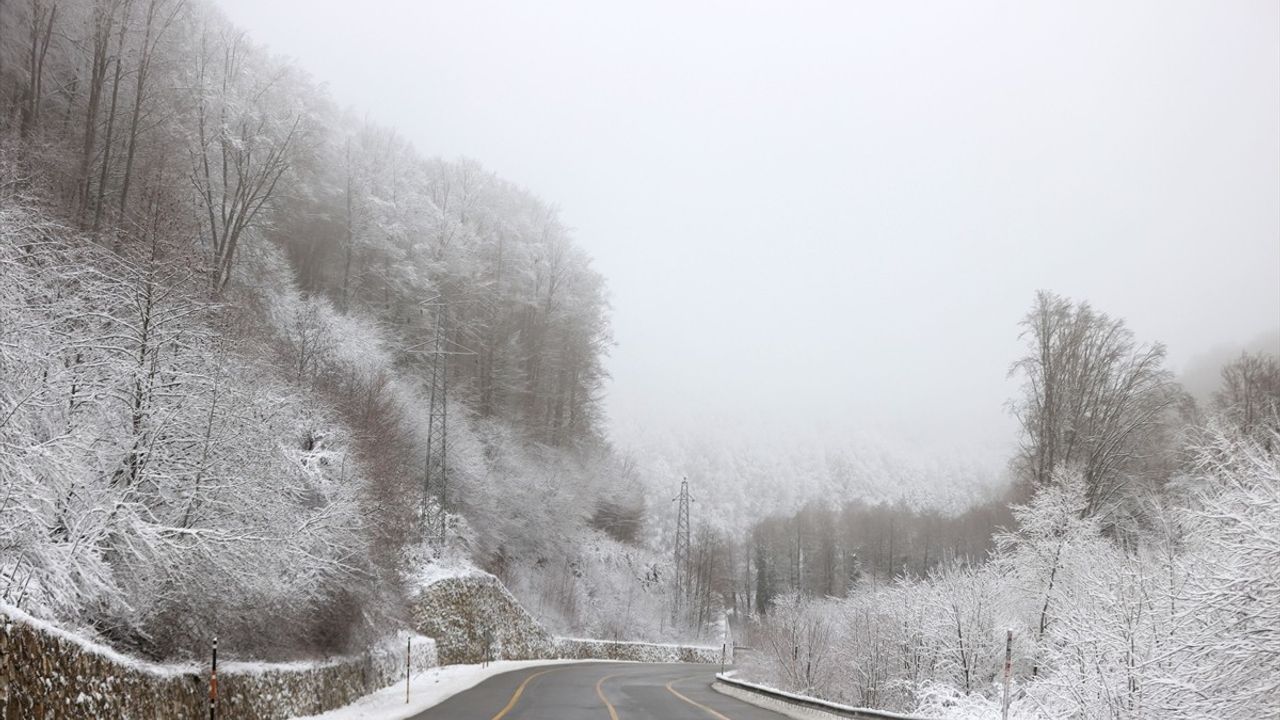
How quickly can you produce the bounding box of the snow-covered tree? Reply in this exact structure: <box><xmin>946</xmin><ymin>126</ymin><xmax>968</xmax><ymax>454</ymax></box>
<box><xmin>1009</xmin><ymin>291</ymin><xmax>1182</xmax><ymax>517</ymax></box>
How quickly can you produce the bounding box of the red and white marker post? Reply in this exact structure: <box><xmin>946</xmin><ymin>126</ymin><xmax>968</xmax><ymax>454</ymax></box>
<box><xmin>1001</xmin><ymin>629</ymin><xmax>1013</xmax><ymax>720</ymax></box>
<box><xmin>210</xmin><ymin>636</ymin><xmax>219</xmax><ymax>720</ymax></box>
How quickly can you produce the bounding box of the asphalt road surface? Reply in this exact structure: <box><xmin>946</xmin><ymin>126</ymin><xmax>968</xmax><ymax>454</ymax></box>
<box><xmin>409</xmin><ymin>662</ymin><xmax>790</xmax><ymax>720</ymax></box>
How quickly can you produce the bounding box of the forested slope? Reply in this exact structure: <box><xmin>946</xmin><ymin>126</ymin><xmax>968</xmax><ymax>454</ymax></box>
<box><xmin>0</xmin><ymin>0</ymin><xmax>636</xmax><ymax>660</ymax></box>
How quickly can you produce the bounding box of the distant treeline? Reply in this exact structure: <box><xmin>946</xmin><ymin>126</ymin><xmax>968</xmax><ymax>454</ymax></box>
<box><xmin>747</xmin><ymin>496</ymin><xmax>1013</xmax><ymax>609</ymax></box>
<box><xmin>659</xmin><ymin>493</ymin><xmax>1013</xmax><ymax>634</ymax></box>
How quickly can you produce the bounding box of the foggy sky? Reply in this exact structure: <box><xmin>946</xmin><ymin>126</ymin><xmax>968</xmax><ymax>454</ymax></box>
<box><xmin>216</xmin><ymin>0</ymin><xmax>1280</xmax><ymax>458</ymax></box>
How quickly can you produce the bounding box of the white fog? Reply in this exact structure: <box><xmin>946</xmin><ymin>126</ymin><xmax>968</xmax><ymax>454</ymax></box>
<box><xmin>1</xmin><ymin>2</ymin><xmax>1276</xmax><ymax>718</ymax></box>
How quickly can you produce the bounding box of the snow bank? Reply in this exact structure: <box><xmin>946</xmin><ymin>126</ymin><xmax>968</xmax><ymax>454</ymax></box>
<box><xmin>292</xmin><ymin>659</ymin><xmax>598</xmax><ymax>720</ymax></box>
<box><xmin>414</xmin><ymin>553</ymin><xmax>486</xmax><ymax>587</ymax></box>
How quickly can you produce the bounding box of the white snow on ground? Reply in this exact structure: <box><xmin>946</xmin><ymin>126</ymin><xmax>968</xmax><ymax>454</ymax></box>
<box><xmin>412</xmin><ymin>548</ymin><xmax>485</xmax><ymax>587</ymax></box>
<box><xmin>219</xmin><ymin>632</ymin><xmax>434</xmax><ymax>676</ymax></box>
<box><xmin>292</xmin><ymin>659</ymin><xmax>608</xmax><ymax>720</ymax></box>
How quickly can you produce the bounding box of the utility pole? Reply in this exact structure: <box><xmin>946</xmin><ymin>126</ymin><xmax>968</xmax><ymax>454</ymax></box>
<box><xmin>672</xmin><ymin>477</ymin><xmax>693</xmax><ymax>626</ymax></box>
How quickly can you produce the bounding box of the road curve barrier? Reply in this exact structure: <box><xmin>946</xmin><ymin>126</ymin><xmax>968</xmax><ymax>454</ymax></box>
<box><xmin>712</xmin><ymin>672</ymin><xmax>936</xmax><ymax>720</ymax></box>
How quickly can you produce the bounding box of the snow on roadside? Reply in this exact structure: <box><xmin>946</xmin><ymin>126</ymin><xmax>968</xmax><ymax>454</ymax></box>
<box><xmin>715</xmin><ymin>671</ymin><xmax>937</xmax><ymax>720</ymax></box>
<box><xmin>412</xmin><ymin>546</ymin><xmax>485</xmax><ymax>588</ymax></box>
<box><xmin>291</xmin><ymin>659</ymin><xmax>604</xmax><ymax>720</ymax></box>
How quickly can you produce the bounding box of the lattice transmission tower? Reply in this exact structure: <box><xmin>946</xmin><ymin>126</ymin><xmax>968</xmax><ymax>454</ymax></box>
<box><xmin>414</xmin><ymin>296</ymin><xmax>480</xmax><ymax>540</ymax></box>
<box><xmin>672</xmin><ymin>477</ymin><xmax>693</xmax><ymax>625</ymax></box>
<box><xmin>422</xmin><ymin>302</ymin><xmax>450</xmax><ymax>539</ymax></box>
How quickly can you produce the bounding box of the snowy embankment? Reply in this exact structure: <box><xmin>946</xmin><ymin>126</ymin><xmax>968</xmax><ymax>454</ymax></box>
<box><xmin>300</xmin><ymin>568</ymin><xmax>724</xmax><ymax>719</ymax></box>
<box><xmin>292</xmin><ymin>659</ymin><xmax>602</xmax><ymax>720</ymax></box>
<box><xmin>2</xmin><ymin>561</ymin><xmax>719</xmax><ymax>718</ymax></box>
<box><xmin>714</xmin><ymin>672</ymin><xmax>935</xmax><ymax>720</ymax></box>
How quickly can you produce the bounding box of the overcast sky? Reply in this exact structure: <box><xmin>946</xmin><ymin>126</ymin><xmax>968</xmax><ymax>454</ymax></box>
<box><xmin>216</xmin><ymin>0</ymin><xmax>1279</xmax><ymax>458</ymax></box>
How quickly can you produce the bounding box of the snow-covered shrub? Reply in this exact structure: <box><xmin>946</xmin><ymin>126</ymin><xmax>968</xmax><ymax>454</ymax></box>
<box><xmin>995</xmin><ymin>437</ymin><xmax>1280</xmax><ymax>720</ymax></box>
<box><xmin>991</xmin><ymin>474</ymin><xmax>1106</xmax><ymax>679</ymax></box>
<box><xmin>1170</xmin><ymin>430</ymin><xmax>1280</xmax><ymax>716</ymax></box>
<box><xmin>924</xmin><ymin>563</ymin><xmax>1007</xmax><ymax>698</ymax></box>
<box><xmin>739</xmin><ymin>444</ymin><xmax>1280</xmax><ymax>720</ymax></box>
<box><xmin>0</xmin><ymin>202</ymin><xmax>371</xmax><ymax>660</ymax></box>
<box><xmin>745</xmin><ymin>593</ymin><xmax>842</xmax><ymax>699</ymax></box>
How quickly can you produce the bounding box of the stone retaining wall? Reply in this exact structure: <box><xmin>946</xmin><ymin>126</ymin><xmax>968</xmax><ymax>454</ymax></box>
<box><xmin>4</xmin><ymin>572</ymin><xmax>722</xmax><ymax>718</ymax></box>
<box><xmin>0</xmin><ymin>603</ymin><xmax>436</xmax><ymax>720</ymax></box>
<box><xmin>411</xmin><ymin>572</ymin><xmax>721</xmax><ymax>666</ymax></box>
<box><xmin>555</xmin><ymin>637</ymin><xmax>722</xmax><ymax>664</ymax></box>
<box><xmin>412</xmin><ymin>573</ymin><xmax>557</xmax><ymax>664</ymax></box>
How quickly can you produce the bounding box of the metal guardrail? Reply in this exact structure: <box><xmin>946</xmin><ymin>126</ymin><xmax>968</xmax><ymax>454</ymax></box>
<box><xmin>713</xmin><ymin>672</ymin><xmax>934</xmax><ymax>720</ymax></box>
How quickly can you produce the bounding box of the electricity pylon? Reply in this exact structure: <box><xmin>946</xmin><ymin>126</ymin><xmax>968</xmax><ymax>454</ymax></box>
<box><xmin>423</xmin><ymin>302</ymin><xmax>449</xmax><ymax>539</ymax></box>
<box><xmin>672</xmin><ymin>477</ymin><xmax>693</xmax><ymax>625</ymax></box>
<box><xmin>411</xmin><ymin>295</ymin><xmax>480</xmax><ymax>541</ymax></box>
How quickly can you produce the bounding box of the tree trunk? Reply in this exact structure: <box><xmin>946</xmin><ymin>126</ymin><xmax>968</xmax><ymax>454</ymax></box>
<box><xmin>21</xmin><ymin>1</ymin><xmax>56</xmax><ymax>138</ymax></box>
<box><xmin>79</xmin><ymin>2</ymin><xmax>119</xmax><ymax>223</ymax></box>
<box><xmin>94</xmin><ymin>11</ymin><xmax>131</xmax><ymax>233</ymax></box>
<box><xmin>119</xmin><ymin>0</ymin><xmax>168</xmax><ymax>218</ymax></box>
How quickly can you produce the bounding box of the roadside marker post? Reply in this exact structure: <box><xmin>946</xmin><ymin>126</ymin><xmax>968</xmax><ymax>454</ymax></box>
<box><xmin>210</xmin><ymin>637</ymin><xmax>218</xmax><ymax>720</ymax></box>
<box><xmin>406</xmin><ymin>637</ymin><xmax>411</xmax><ymax>704</ymax></box>
<box><xmin>1001</xmin><ymin>629</ymin><xmax>1013</xmax><ymax>720</ymax></box>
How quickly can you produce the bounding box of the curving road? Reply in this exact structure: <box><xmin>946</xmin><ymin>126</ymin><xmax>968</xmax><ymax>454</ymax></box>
<box><xmin>408</xmin><ymin>662</ymin><xmax>788</xmax><ymax>720</ymax></box>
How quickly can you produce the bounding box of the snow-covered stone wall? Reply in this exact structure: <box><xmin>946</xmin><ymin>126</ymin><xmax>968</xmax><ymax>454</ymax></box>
<box><xmin>412</xmin><ymin>571</ymin><xmax>720</xmax><ymax>665</ymax></box>
<box><xmin>555</xmin><ymin>637</ymin><xmax>721</xmax><ymax>664</ymax></box>
<box><xmin>0</xmin><ymin>603</ymin><xmax>436</xmax><ymax>720</ymax></box>
<box><xmin>412</xmin><ymin>572</ymin><xmax>558</xmax><ymax>664</ymax></box>
<box><xmin>5</xmin><ymin>570</ymin><xmax>720</xmax><ymax>717</ymax></box>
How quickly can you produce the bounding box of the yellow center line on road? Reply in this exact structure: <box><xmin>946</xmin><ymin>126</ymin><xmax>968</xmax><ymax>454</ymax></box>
<box><xmin>595</xmin><ymin>671</ymin><xmax>623</xmax><ymax>720</ymax></box>
<box><xmin>665</xmin><ymin>676</ymin><xmax>733</xmax><ymax>720</ymax></box>
<box><xmin>491</xmin><ymin>667</ymin><xmax>561</xmax><ymax>720</ymax></box>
